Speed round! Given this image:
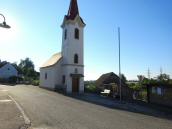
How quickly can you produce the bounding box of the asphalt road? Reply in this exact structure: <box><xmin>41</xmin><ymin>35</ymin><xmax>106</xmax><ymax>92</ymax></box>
<box><xmin>0</xmin><ymin>88</ymin><xmax>25</xmax><ymax>129</ymax></box>
<box><xmin>1</xmin><ymin>85</ymin><xmax>172</xmax><ymax>129</ymax></box>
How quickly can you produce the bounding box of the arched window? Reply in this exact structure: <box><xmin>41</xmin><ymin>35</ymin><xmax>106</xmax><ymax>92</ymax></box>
<box><xmin>75</xmin><ymin>28</ymin><xmax>79</xmax><ymax>39</ymax></box>
<box><xmin>45</xmin><ymin>73</ymin><xmax>47</xmax><ymax>80</ymax></box>
<box><xmin>64</xmin><ymin>29</ymin><xmax>67</xmax><ymax>40</ymax></box>
<box><xmin>74</xmin><ymin>54</ymin><xmax>78</xmax><ymax>64</ymax></box>
<box><xmin>62</xmin><ymin>75</ymin><xmax>65</xmax><ymax>84</ymax></box>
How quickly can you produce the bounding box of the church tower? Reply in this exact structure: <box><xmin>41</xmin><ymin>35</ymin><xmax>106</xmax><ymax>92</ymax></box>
<box><xmin>61</xmin><ymin>0</ymin><xmax>86</xmax><ymax>93</ymax></box>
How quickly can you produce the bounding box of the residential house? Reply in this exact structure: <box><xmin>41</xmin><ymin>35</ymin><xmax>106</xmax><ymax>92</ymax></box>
<box><xmin>147</xmin><ymin>84</ymin><xmax>172</xmax><ymax>107</ymax></box>
<box><xmin>0</xmin><ymin>61</ymin><xmax>18</xmax><ymax>79</ymax></box>
<box><xmin>95</xmin><ymin>72</ymin><xmax>133</xmax><ymax>100</ymax></box>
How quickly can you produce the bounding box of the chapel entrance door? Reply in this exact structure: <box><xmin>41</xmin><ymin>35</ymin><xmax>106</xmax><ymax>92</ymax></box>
<box><xmin>72</xmin><ymin>77</ymin><xmax>79</xmax><ymax>93</ymax></box>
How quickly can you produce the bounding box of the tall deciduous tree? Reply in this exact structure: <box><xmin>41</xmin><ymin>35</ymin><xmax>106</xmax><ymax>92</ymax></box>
<box><xmin>157</xmin><ymin>74</ymin><xmax>170</xmax><ymax>81</ymax></box>
<box><xmin>18</xmin><ymin>58</ymin><xmax>38</xmax><ymax>79</ymax></box>
<box><xmin>121</xmin><ymin>74</ymin><xmax>127</xmax><ymax>83</ymax></box>
<box><xmin>137</xmin><ymin>75</ymin><xmax>145</xmax><ymax>82</ymax></box>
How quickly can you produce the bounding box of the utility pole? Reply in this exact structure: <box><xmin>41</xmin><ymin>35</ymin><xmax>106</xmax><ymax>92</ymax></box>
<box><xmin>118</xmin><ymin>27</ymin><xmax>122</xmax><ymax>102</ymax></box>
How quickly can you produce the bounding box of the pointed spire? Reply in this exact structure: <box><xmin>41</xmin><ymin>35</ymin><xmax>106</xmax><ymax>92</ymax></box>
<box><xmin>67</xmin><ymin>0</ymin><xmax>79</xmax><ymax>20</ymax></box>
<box><xmin>61</xmin><ymin>0</ymin><xmax>86</xmax><ymax>27</ymax></box>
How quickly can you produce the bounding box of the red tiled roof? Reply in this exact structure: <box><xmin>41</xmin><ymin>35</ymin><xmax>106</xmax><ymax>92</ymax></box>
<box><xmin>66</xmin><ymin>0</ymin><xmax>79</xmax><ymax>20</ymax></box>
<box><xmin>62</xmin><ymin>0</ymin><xmax>86</xmax><ymax>27</ymax></box>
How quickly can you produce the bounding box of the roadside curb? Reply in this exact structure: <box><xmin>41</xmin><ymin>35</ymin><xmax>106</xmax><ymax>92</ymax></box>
<box><xmin>8</xmin><ymin>95</ymin><xmax>31</xmax><ymax>129</ymax></box>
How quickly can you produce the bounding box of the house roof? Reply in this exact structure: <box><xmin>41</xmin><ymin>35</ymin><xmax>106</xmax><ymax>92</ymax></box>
<box><xmin>0</xmin><ymin>61</ymin><xmax>8</xmax><ymax>68</ymax></box>
<box><xmin>40</xmin><ymin>52</ymin><xmax>62</xmax><ymax>68</ymax></box>
<box><xmin>95</xmin><ymin>72</ymin><xmax>126</xmax><ymax>87</ymax></box>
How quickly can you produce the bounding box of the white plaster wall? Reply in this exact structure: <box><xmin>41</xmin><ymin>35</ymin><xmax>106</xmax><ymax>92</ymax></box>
<box><xmin>79</xmin><ymin>77</ymin><xmax>84</xmax><ymax>93</ymax></box>
<box><xmin>40</xmin><ymin>60</ymin><xmax>62</xmax><ymax>89</ymax></box>
<box><xmin>0</xmin><ymin>63</ymin><xmax>18</xmax><ymax>79</ymax></box>
<box><xmin>61</xmin><ymin>20</ymin><xmax>85</xmax><ymax>93</ymax></box>
<box><xmin>53</xmin><ymin>60</ymin><xmax>63</xmax><ymax>88</ymax></box>
<box><xmin>40</xmin><ymin>67</ymin><xmax>55</xmax><ymax>89</ymax></box>
<box><xmin>62</xmin><ymin>22</ymin><xmax>84</xmax><ymax>65</ymax></box>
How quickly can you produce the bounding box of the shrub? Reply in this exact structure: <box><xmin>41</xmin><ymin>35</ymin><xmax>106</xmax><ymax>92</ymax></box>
<box><xmin>138</xmin><ymin>90</ymin><xmax>147</xmax><ymax>101</ymax></box>
<box><xmin>169</xmin><ymin>80</ymin><xmax>172</xmax><ymax>85</ymax></box>
<box><xmin>0</xmin><ymin>78</ymin><xmax>7</xmax><ymax>83</ymax></box>
<box><xmin>8</xmin><ymin>76</ymin><xmax>18</xmax><ymax>84</ymax></box>
<box><xmin>128</xmin><ymin>83</ymin><xmax>142</xmax><ymax>91</ymax></box>
<box><xmin>31</xmin><ymin>80</ymin><xmax>39</xmax><ymax>86</ymax></box>
<box><xmin>85</xmin><ymin>83</ymin><xmax>98</xmax><ymax>93</ymax></box>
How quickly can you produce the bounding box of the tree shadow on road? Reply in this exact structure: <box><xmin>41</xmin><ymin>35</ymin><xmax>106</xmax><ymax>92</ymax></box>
<box><xmin>62</xmin><ymin>92</ymin><xmax>172</xmax><ymax>121</ymax></box>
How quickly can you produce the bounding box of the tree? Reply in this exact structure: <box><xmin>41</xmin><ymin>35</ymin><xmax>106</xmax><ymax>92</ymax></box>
<box><xmin>18</xmin><ymin>58</ymin><xmax>38</xmax><ymax>80</ymax></box>
<box><xmin>157</xmin><ymin>73</ymin><xmax>170</xmax><ymax>81</ymax></box>
<box><xmin>169</xmin><ymin>79</ymin><xmax>172</xmax><ymax>85</ymax></box>
<box><xmin>12</xmin><ymin>62</ymin><xmax>22</xmax><ymax>74</ymax></box>
<box><xmin>128</xmin><ymin>83</ymin><xmax>142</xmax><ymax>91</ymax></box>
<box><xmin>137</xmin><ymin>75</ymin><xmax>145</xmax><ymax>82</ymax></box>
<box><xmin>121</xmin><ymin>74</ymin><xmax>127</xmax><ymax>83</ymax></box>
<box><xmin>19</xmin><ymin>58</ymin><xmax>34</xmax><ymax>70</ymax></box>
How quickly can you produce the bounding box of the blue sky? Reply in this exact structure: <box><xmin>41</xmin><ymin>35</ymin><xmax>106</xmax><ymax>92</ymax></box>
<box><xmin>0</xmin><ymin>0</ymin><xmax>172</xmax><ymax>80</ymax></box>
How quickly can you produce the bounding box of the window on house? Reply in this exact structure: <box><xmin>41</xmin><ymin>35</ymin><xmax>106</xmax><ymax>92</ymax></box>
<box><xmin>74</xmin><ymin>54</ymin><xmax>78</xmax><ymax>64</ymax></box>
<box><xmin>45</xmin><ymin>73</ymin><xmax>47</xmax><ymax>80</ymax></box>
<box><xmin>75</xmin><ymin>28</ymin><xmax>79</xmax><ymax>39</ymax></box>
<box><xmin>64</xmin><ymin>29</ymin><xmax>67</xmax><ymax>40</ymax></box>
<box><xmin>62</xmin><ymin>75</ymin><xmax>65</xmax><ymax>84</ymax></box>
<box><xmin>157</xmin><ymin>87</ymin><xmax>162</xmax><ymax>95</ymax></box>
<box><xmin>152</xmin><ymin>87</ymin><xmax>157</xmax><ymax>94</ymax></box>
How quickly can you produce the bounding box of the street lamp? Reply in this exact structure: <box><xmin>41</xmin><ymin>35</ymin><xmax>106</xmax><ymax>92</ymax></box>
<box><xmin>0</xmin><ymin>14</ymin><xmax>11</xmax><ymax>29</ymax></box>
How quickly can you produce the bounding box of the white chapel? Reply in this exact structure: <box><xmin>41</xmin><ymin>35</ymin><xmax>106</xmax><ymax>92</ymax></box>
<box><xmin>40</xmin><ymin>0</ymin><xmax>86</xmax><ymax>93</ymax></box>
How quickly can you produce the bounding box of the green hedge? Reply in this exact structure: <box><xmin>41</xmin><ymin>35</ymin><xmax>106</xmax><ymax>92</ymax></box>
<box><xmin>31</xmin><ymin>80</ymin><xmax>39</xmax><ymax>86</ymax></box>
<box><xmin>85</xmin><ymin>83</ymin><xmax>98</xmax><ymax>93</ymax></box>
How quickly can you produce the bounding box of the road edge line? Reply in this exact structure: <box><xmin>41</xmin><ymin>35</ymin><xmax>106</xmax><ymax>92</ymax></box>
<box><xmin>8</xmin><ymin>95</ymin><xmax>31</xmax><ymax>126</ymax></box>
